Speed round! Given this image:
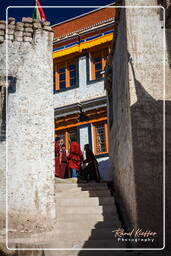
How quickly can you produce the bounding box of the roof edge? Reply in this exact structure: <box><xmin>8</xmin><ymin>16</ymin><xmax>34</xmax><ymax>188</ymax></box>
<box><xmin>53</xmin><ymin>19</ymin><xmax>115</xmax><ymax>44</ymax></box>
<box><xmin>51</xmin><ymin>2</ymin><xmax>116</xmax><ymax>28</ymax></box>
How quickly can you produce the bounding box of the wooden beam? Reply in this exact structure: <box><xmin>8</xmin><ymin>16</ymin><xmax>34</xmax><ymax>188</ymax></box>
<box><xmin>66</xmin><ymin>62</ymin><xmax>70</xmax><ymax>88</ymax></box>
<box><xmin>105</xmin><ymin>122</ymin><xmax>109</xmax><ymax>153</ymax></box>
<box><xmin>90</xmin><ymin>52</ymin><xmax>95</xmax><ymax>80</ymax></box>
<box><xmin>93</xmin><ymin>124</ymin><xmax>97</xmax><ymax>155</ymax></box>
<box><xmin>65</xmin><ymin>131</ymin><xmax>69</xmax><ymax>151</ymax></box>
<box><xmin>55</xmin><ymin>64</ymin><xmax>60</xmax><ymax>90</ymax></box>
<box><xmin>55</xmin><ymin>117</ymin><xmax>107</xmax><ymax>131</ymax></box>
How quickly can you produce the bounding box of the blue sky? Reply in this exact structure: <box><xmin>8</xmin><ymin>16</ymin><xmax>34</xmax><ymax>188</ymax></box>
<box><xmin>1</xmin><ymin>0</ymin><xmax>116</xmax><ymax>25</ymax></box>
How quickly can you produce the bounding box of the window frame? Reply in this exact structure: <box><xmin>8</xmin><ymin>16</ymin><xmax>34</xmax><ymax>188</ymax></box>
<box><xmin>86</xmin><ymin>47</ymin><xmax>109</xmax><ymax>84</ymax></box>
<box><xmin>54</xmin><ymin>58</ymin><xmax>79</xmax><ymax>93</ymax></box>
<box><xmin>93</xmin><ymin>121</ymin><xmax>109</xmax><ymax>156</ymax></box>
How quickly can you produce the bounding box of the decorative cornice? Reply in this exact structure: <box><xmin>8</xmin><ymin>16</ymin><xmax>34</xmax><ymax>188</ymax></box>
<box><xmin>53</xmin><ymin>18</ymin><xmax>115</xmax><ymax>44</ymax></box>
<box><xmin>54</xmin><ymin>96</ymin><xmax>107</xmax><ymax>118</ymax></box>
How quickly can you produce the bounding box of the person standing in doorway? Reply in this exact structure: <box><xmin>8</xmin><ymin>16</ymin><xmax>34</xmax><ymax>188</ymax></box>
<box><xmin>55</xmin><ymin>137</ymin><xmax>61</xmax><ymax>177</ymax></box>
<box><xmin>60</xmin><ymin>144</ymin><xmax>68</xmax><ymax>178</ymax></box>
<box><xmin>83</xmin><ymin>144</ymin><xmax>101</xmax><ymax>183</ymax></box>
<box><xmin>68</xmin><ymin>138</ymin><xmax>83</xmax><ymax>178</ymax></box>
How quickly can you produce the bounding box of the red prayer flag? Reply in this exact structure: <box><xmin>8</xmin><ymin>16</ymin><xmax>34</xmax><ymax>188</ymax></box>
<box><xmin>35</xmin><ymin>0</ymin><xmax>47</xmax><ymax>22</ymax></box>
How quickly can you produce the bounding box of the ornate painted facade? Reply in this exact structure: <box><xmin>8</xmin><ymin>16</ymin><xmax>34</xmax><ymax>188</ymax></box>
<box><xmin>52</xmin><ymin>6</ymin><xmax>116</xmax><ymax>180</ymax></box>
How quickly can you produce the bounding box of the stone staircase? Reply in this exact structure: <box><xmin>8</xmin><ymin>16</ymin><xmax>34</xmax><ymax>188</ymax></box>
<box><xmin>45</xmin><ymin>179</ymin><xmax>123</xmax><ymax>251</ymax></box>
<box><xmin>5</xmin><ymin>179</ymin><xmax>126</xmax><ymax>256</ymax></box>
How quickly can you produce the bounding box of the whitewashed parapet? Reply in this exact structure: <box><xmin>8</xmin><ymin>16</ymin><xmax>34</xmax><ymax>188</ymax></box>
<box><xmin>0</xmin><ymin>17</ymin><xmax>53</xmax><ymax>43</ymax></box>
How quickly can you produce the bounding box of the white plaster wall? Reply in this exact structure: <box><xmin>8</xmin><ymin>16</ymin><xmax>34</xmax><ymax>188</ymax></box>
<box><xmin>0</xmin><ymin>29</ymin><xmax>56</xmax><ymax>232</ymax></box>
<box><xmin>53</xmin><ymin>55</ymin><xmax>106</xmax><ymax>108</ymax></box>
<box><xmin>79</xmin><ymin>126</ymin><xmax>89</xmax><ymax>158</ymax></box>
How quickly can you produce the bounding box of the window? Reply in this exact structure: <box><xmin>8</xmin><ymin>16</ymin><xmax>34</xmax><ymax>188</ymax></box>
<box><xmin>54</xmin><ymin>59</ymin><xmax>78</xmax><ymax>92</ymax></box>
<box><xmin>56</xmin><ymin>127</ymin><xmax>78</xmax><ymax>152</ymax></box>
<box><xmin>93</xmin><ymin>122</ymin><xmax>108</xmax><ymax>155</ymax></box>
<box><xmin>58</xmin><ymin>64</ymin><xmax>66</xmax><ymax>89</ymax></box>
<box><xmin>90</xmin><ymin>48</ymin><xmax>108</xmax><ymax>81</ymax></box>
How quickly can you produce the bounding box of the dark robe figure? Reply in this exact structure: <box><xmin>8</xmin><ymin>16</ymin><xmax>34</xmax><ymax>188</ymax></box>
<box><xmin>83</xmin><ymin>144</ymin><xmax>101</xmax><ymax>182</ymax></box>
<box><xmin>60</xmin><ymin>144</ymin><xmax>68</xmax><ymax>179</ymax></box>
<box><xmin>68</xmin><ymin>139</ymin><xmax>83</xmax><ymax>178</ymax></box>
<box><xmin>55</xmin><ymin>137</ymin><xmax>61</xmax><ymax>177</ymax></box>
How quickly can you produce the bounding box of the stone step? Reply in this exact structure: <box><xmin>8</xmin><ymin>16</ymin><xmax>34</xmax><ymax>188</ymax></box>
<box><xmin>56</xmin><ymin>206</ymin><xmax>116</xmax><ymax>215</ymax></box>
<box><xmin>58</xmin><ymin>213</ymin><xmax>118</xmax><ymax>222</ymax></box>
<box><xmin>36</xmin><ymin>228</ymin><xmax>116</xmax><ymax>241</ymax></box>
<box><xmin>55</xmin><ymin>186</ymin><xmax>109</xmax><ymax>192</ymax></box>
<box><xmin>55</xmin><ymin>182</ymin><xmax>108</xmax><ymax>187</ymax></box>
<box><xmin>54</xmin><ymin>220</ymin><xmax>121</xmax><ymax>230</ymax></box>
<box><xmin>55</xmin><ymin>190</ymin><xmax>111</xmax><ymax>198</ymax></box>
<box><xmin>55</xmin><ymin>183</ymin><xmax>108</xmax><ymax>190</ymax></box>
<box><xmin>55</xmin><ymin>178</ymin><xmax>85</xmax><ymax>184</ymax></box>
<box><xmin>55</xmin><ymin>178</ymin><xmax>108</xmax><ymax>184</ymax></box>
<box><xmin>55</xmin><ymin>197</ymin><xmax>114</xmax><ymax>206</ymax></box>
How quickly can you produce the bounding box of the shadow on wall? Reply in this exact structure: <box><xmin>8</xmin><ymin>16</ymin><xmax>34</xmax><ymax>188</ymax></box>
<box><xmin>107</xmin><ymin>4</ymin><xmax>171</xmax><ymax>251</ymax></box>
<box><xmin>128</xmin><ymin>55</ymin><xmax>165</xmax><ymax>248</ymax></box>
<box><xmin>165</xmin><ymin>101</ymin><xmax>171</xmax><ymax>251</ymax></box>
<box><xmin>165</xmin><ymin>16</ymin><xmax>171</xmax><ymax>252</ymax></box>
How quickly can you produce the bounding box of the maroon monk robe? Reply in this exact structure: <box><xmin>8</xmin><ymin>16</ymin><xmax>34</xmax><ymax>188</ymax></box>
<box><xmin>55</xmin><ymin>141</ymin><xmax>61</xmax><ymax>177</ymax></box>
<box><xmin>60</xmin><ymin>148</ymin><xmax>68</xmax><ymax>178</ymax></box>
<box><xmin>84</xmin><ymin>149</ymin><xmax>101</xmax><ymax>182</ymax></box>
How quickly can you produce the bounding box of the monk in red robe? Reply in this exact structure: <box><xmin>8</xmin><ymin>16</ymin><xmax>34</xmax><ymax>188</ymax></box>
<box><xmin>60</xmin><ymin>144</ymin><xmax>68</xmax><ymax>179</ymax></box>
<box><xmin>55</xmin><ymin>137</ymin><xmax>61</xmax><ymax>177</ymax></box>
<box><xmin>68</xmin><ymin>138</ymin><xmax>83</xmax><ymax>178</ymax></box>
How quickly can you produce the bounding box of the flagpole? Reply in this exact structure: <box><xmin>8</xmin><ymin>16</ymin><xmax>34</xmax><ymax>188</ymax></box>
<box><xmin>32</xmin><ymin>0</ymin><xmax>47</xmax><ymax>23</ymax></box>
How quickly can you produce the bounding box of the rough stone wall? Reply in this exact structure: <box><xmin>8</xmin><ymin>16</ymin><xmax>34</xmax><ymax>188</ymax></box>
<box><xmin>106</xmin><ymin>0</ymin><xmax>166</xmax><ymax>248</ymax></box>
<box><xmin>0</xmin><ymin>141</ymin><xmax>6</xmax><ymax>229</ymax></box>
<box><xmin>0</xmin><ymin>17</ymin><xmax>56</xmax><ymax>236</ymax></box>
<box><xmin>106</xmin><ymin>6</ymin><xmax>138</xmax><ymax>231</ymax></box>
<box><xmin>165</xmin><ymin>1</ymin><xmax>171</xmax><ymax>250</ymax></box>
<box><xmin>127</xmin><ymin>3</ymin><xmax>164</xmax><ymax>248</ymax></box>
<box><xmin>53</xmin><ymin>55</ymin><xmax>106</xmax><ymax>108</ymax></box>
